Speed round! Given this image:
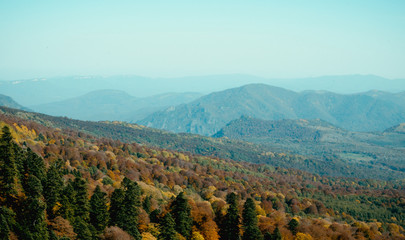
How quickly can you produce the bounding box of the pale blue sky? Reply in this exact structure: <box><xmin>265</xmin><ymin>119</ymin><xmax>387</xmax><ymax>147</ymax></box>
<box><xmin>1</xmin><ymin>0</ymin><xmax>404</xmax><ymax>80</ymax></box>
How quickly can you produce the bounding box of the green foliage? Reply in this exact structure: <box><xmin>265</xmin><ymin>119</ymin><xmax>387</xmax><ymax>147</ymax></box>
<box><xmin>288</xmin><ymin>218</ymin><xmax>299</xmax><ymax>235</ymax></box>
<box><xmin>19</xmin><ymin>175</ymin><xmax>49</xmax><ymax>240</ymax></box>
<box><xmin>59</xmin><ymin>181</ymin><xmax>75</xmax><ymax>221</ymax></box>
<box><xmin>220</xmin><ymin>193</ymin><xmax>241</xmax><ymax>240</ymax></box>
<box><xmin>73</xmin><ymin>218</ymin><xmax>92</xmax><ymax>240</ymax></box>
<box><xmin>272</xmin><ymin>227</ymin><xmax>282</xmax><ymax>240</ymax></box>
<box><xmin>109</xmin><ymin>178</ymin><xmax>141</xmax><ymax>240</ymax></box>
<box><xmin>44</xmin><ymin>163</ymin><xmax>63</xmax><ymax>219</ymax></box>
<box><xmin>171</xmin><ymin>192</ymin><xmax>192</xmax><ymax>239</ymax></box>
<box><xmin>143</xmin><ymin>195</ymin><xmax>152</xmax><ymax>214</ymax></box>
<box><xmin>89</xmin><ymin>186</ymin><xmax>109</xmax><ymax>233</ymax></box>
<box><xmin>0</xmin><ymin>213</ymin><xmax>10</xmax><ymax>240</ymax></box>
<box><xmin>72</xmin><ymin>177</ymin><xmax>90</xmax><ymax>221</ymax></box>
<box><xmin>0</xmin><ymin>126</ymin><xmax>18</xmax><ymax>208</ymax></box>
<box><xmin>242</xmin><ymin>198</ymin><xmax>263</xmax><ymax>240</ymax></box>
<box><xmin>158</xmin><ymin>213</ymin><xmax>178</xmax><ymax>240</ymax></box>
<box><xmin>25</xmin><ymin>148</ymin><xmax>46</xmax><ymax>182</ymax></box>
<box><xmin>109</xmin><ymin>188</ymin><xmax>125</xmax><ymax>226</ymax></box>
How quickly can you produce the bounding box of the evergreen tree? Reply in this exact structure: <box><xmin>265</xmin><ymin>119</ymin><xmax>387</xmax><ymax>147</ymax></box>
<box><xmin>171</xmin><ymin>192</ymin><xmax>192</xmax><ymax>239</ymax></box>
<box><xmin>0</xmin><ymin>126</ymin><xmax>18</xmax><ymax>208</ymax></box>
<box><xmin>59</xmin><ymin>181</ymin><xmax>75</xmax><ymax>221</ymax></box>
<box><xmin>72</xmin><ymin>177</ymin><xmax>90</xmax><ymax>221</ymax></box>
<box><xmin>73</xmin><ymin>218</ymin><xmax>92</xmax><ymax>240</ymax></box>
<box><xmin>21</xmin><ymin>175</ymin><xmax>49</xmax><ymax>240</ymax></box>
<box><xmin>0</xmin><ymin>207</ymin><xmax>15</xmax><ymax>240</ymax></box>
<box><xmin>109</xmin><ymin>188</ymin><xmax>125</xmax><ymax>226</ymax></box>
<box><xmin>220</xmin><ymin>192</ymin><xmax>241</xmax><ymax>240</ymax></box>
<box><xmin>89</xmin><ymin>186</ymin><xmax>109</xmax><ymax>233</ymax></box>
<box><xmin>109</xmin><ymin>178</ymin><xmax>141</xmax><ymax>240</ymax></box>
<box><xmin>288</xmin><ymin>218</ymin><xmax>299</xmax><ymax>235</ymax></box>
<box><xmin>143</xmin><ymin>195</ymin><xmax>152</xmax><ymax>214</ymax></box>
<box><xmin>271</xmin><ymin>227</ymin><xmax>282</xmax><ymax>240</ymax></box>
<box><xmin>0</xmin><ymin>214</ymin><xmax>10</xmax><ymax>240</ymax></box>
<box><xmin>158</xmin><ymin>212</ymin><xmax>177</xmax><ymax>240</ymax></box>
<box><xmin>43</xmin><ymin>163</ymin><xmax>63</xmax><ymax>219</ymax></box>
<box><xmin>25</xmin><ymin>148</ymin><xmax>46</xmax><ymax>182</ymax></box>
<box><xmin>242</xmin><ymin>198</ymin><xmax>263</xmax><ymax>240</ymax></box>
<box><xmin>121</xmin><ymin>178</ymin><xmax>141</xmax><ymax>240</ymax></box>
<box><xmin>264</xmin><ymin>231</ymin><xmax>272</xmax><ymax>240</ymax></box>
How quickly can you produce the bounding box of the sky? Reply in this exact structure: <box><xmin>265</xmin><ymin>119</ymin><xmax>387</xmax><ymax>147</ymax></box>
<box><xmin>0</xmin><ymin>1</ymin><xmax>405</xmax><ymax>81</ymax></box>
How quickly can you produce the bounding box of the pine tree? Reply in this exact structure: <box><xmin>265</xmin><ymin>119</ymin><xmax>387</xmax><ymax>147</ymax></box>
<box><xmin>73</xmin><ymin>217</ymin><xmax>92</xmax><ymax>240</ymax></box>
<box><xmin>0</xmin><ymin>207</ymin><xmax>15</xmax><ymax>240</ymax></box>
<box><xmin>44</xmin><ymin>163</ymin><xmax>63</xmax><ymax>219</ymax></box>
<box><xmin>109</xmin><ymin>188</ymin><xmax>125</xmax><ymax>226</ymax></box>
<box><xmin>171</xmin><ymin>192</ymin><xmax>192</xmax><ymax>239</ymax></box>
<box><xmin>158</xmin><ymin>212</ymin><xmax>177</xmax><ymax>240</ymax></box>
<box><xmin>242</xmin><ymin>198</ymin><xmax>263</xmax><ymax>240</ymax></box>
<box><xmin>72</xmin><ymin>177</ymin><xmax>90</xmax><ymax>221</ymax></box>
<box><xmin>220</xmin><ymin>192</ymin><xmax>241</xmax><ymax>240</ymax></box>
<box><xmin>143</xmin><ymin>195</ymin><xmax>152</xmax><ymax>214</ymax></box>
<box><xmin>89</xmin><ymin>185</ymin><xmax>109</xmax><ymax>233</ymax></box>
<box><xmin>25</xmin><ymin>148</ymin><xmax>46</xmax><ymax>182</ymax></box>
<box><xmin>21</xmin><ymin>175</ymin><xmax>49</xmax><ymax>240</ymax></box>
<box><xmin>288</xmin><ymin>218</ymin><xmax>299</xmax><ymax>235</ymax></box>
<box><xmin>109</xmin><ymin>178</ymin><xmax>141</xmax><ymax>240</ymax></box>
<box><xmin>121</xmin><ymin>178</ymin><xmax>141</xmax><ymax>240</ymax></box>
<box><xmin>0</xmin><ymin>213</ymin><xmax>10</xmax><ymax>240</ymax></box>
<box><xmin>0</xmin><ymin>126</ymin><xmax>18</xmax><ymax>208</ymax></box>
<box><xmin>272</xmin><ymin>227</ymin><xmax>282</xmax><ymax>240</ymax></box>
<box><xmin>59</xmin><ymin>181</ymin><xmax>75</xmax><ymax>221</ymax></box>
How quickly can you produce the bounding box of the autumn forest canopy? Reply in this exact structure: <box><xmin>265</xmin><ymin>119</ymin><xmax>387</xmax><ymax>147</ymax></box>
<box><xmin>0</xmin><ymin>106</ymin><xmax>405</xmax><ymax>240</ymax></box>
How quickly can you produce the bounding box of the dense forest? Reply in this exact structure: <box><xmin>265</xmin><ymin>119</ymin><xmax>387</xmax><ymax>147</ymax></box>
<box><xmin>1</xmin><ymin>112</ymin><xmax>405</xmax><ymax>239</ymax></box>
<box><xmin>1</xmin><ymin>106</ymin><xmax>404</xmax><ymax>181</ymax></box>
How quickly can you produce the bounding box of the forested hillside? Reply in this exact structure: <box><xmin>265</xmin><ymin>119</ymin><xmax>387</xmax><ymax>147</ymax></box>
<box><xmin>1</xmin><ymin>110</ymin><xmax>405</xmax><ymax>239</ymax></box>
<box><xmin>1</xmin><ymin>106</ymin><xmax>404</xmax><ymax>180</ymax></box>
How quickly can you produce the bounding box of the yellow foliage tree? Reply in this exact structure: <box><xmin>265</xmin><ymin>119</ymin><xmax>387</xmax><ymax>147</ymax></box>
<box><xmin>295</xmin><ymin>232</ymin><xmax>313</xmax><ymax>240</ymax></box>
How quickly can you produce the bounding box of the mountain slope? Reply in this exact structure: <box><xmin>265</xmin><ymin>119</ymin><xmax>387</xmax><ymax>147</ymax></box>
<box><xmin>1</xmin><ymin>106</ymin><xmax>405</xmax><ymax>180</ymax></box>
<box><xmin>2</xmin><ymin>108</ymin><xmax>405</xmax><ymax>239</ymax></box>
<box><xmin>0</xmin><ymin>94</ymin><xmax>30</xmax><ymax>111</ymax></box>
<box><xmin>31</xmin><ymin>90</ymin><xmax>202</xmax><ymax>122</ymax></box>
<box><xmin>139</xmin><ymin>84</ymin><xmax>405</xmax><ymax>135</ymax></box>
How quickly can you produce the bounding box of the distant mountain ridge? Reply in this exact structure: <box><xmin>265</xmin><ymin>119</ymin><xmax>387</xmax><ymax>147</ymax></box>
<box><xmin>1</xmin><ymin>74</ymin><xmax>404</xmax><ymax>106</ymax></box>
<box><xmin>31</xmin><ymin>89</ymin><xmax>202</xmax><ymax>122</ymax></box>
<box><xmin>139</xmin><ymin>84</ymin><xmax>405</xmax><ymax>135</ymax></box>
<box><xmin>0</xmin><ymin>94</ymin><xmax>30</xmax><ymax>111</ymax></box>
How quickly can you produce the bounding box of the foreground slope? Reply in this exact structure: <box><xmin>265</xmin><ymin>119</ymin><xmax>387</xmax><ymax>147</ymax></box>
<box><xmin>1</xmin><ymin>108</ymin><xmax>405</xmax><ymax>239</ymax></box>
<box><xmin>140</xmin><ymin>84</ymin><xmax>405</xmax><ymax>135</ymax></box>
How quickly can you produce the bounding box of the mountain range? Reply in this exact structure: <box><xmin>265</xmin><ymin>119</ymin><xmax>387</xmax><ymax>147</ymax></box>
<box><xmin>31</xmin><ymin>90</ymin><xmax>202</xmax><ymax>122</ymax></box>
<box><xmin>1</xmin><ymin>74</ymin><xmax>404</xmax><ymax>106</ymax></box>
<box><xmin>0</xmin><ymin>94</ymin><xmax>29</xmax><ymax>111</ymax></box>
<box><xmin>140</xmin><ymin>84</ymin><xmax>405</xmax><ymax>135</ymax></box>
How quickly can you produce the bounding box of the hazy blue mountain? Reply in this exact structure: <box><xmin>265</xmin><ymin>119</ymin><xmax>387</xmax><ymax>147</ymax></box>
<box><xmin>270</xmin><ymin>74</ymin><xmax>405</xmax><ymax>94</ymax></box>
<box><xmin>31</xmin><ymin>89</ymin><xmax>202</xmax><ymax>121</ymax></box>
<box><xmin>1</xmin><ymin>74</ymin><xmax>404</xmax><ymax>106</ymax></box>
<box><xmin>0</xmin><ymin>94</ymin><xmax>29</xmax><ymax>111</ymax></box>
<box><xmin>139</xmin><ymin>84</ymin><xmax>405</xmax><ymax>135</ymax></box>
<box><xmin>385</xmin><ymin>123</ymin><xmax>405</xmax><ymax>134</ymax></box>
